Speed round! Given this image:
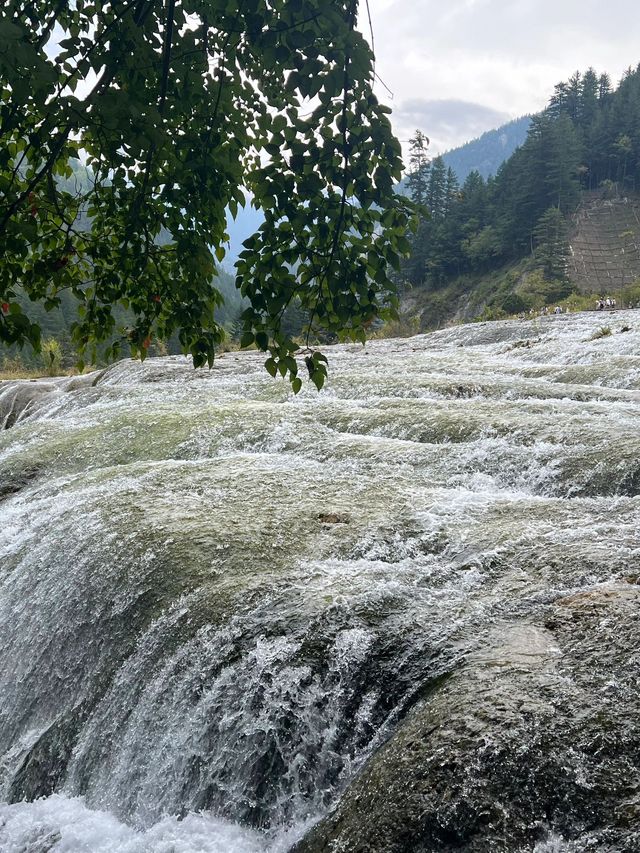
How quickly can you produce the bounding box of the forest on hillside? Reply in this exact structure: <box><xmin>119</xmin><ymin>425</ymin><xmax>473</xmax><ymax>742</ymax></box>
<box><xmin>403</xmin><ymin>65</ymin><xmax>640</xmax><ymax>319</ymax></box>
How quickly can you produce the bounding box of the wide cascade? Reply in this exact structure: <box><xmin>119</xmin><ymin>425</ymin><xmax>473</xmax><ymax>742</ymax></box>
<box><xmin>1</xmin><ymin>312</ymin><xmax>639</xmax><ymax>853</ymax></box>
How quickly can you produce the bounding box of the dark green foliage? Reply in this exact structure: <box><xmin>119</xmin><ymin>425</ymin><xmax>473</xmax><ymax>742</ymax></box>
<box><xmin>533</xmin><ymin>207</ymin><xmax>571</xmax><ymax>281</ymax></box>
<box><xmin>426</xmin><ymin>157</ymin><xmax>448</xmax><ymax>220</ymax></box>
<box><xmin>0</xmin><ymin>0</ymin><xmax>415</xmax><ymax>386</ymax></box>
<box><xmin>2</xmin><ymin>257</ymin><xmax>243</xmax><ymax>365</ymax></box>
<box><xmin>403</xmin><ymin>156</ymin><xmax>467</xmax><ymax>288</ymax></box>
<box><xmin>498</xmin><ymin>290</ymin><xmax>528</xmax><ymax>315</ymax></box>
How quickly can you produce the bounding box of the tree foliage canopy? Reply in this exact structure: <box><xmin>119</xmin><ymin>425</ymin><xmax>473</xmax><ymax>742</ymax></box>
<box><xmin>0</xmin><ymin>0</ymin><xmax>414</xmax><ymax>386</ymax></box>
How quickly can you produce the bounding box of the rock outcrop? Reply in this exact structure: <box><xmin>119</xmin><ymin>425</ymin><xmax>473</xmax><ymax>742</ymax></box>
<box><xmin>293</xmin><ymin>585</ymin><xmax>640</xmax><ymax>853</ymax></box>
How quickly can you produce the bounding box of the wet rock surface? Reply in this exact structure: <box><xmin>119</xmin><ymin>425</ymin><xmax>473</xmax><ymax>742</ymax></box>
<box><xmin>1</xmin><ymin>313</ymin><xmax>640</xmax><ymax>852</ymax></box>
<box><xmin>0</xmin><ymin>371</ymin><xmax>103</xmax><ymax>430</ymax></box>
<box><xmin>7</xmin><ymin>703</ymin><xmax>90</xmax><ymax>803</ymax></box>
<box><xmin>0</xmin><ymin>381</ymin><xmax>60</xmax><ymax>429</ymax></box>
<box><xmin>293</xmin><ymin>584</ymin><xmax>640</xmax><ymax>853</ymax></box>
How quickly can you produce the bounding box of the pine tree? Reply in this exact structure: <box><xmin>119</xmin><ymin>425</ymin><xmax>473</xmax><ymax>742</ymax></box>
<box><xmin>444</xmin><ymin>168</ymin><xmax>460</xmax><ymax>217</ymax></box>
<box><xmin>565</xmin><ymin>72</ymin><xmax>582</xmax><ymax>121</ymax></box>
<box><xmin>406</xmin><ymin>130</ymin><xmax>431</xmax><ymax>209</ymax></box>
<box><xmin>548</xmin><ymin>82</ymin><xmax>569</xmax><ymax>119</ymax></box>
<box><xmin>401</xmin><ymin>64</ymin><xmax>640</xmax><ymax>306</ymax></box>
<box><xmin>544</xmin><ymin>113</ymin><xmax>583</xmax><ymax>212</ymax></box>
<box><xmin>599</xmin><ymin>73</ymin><xmax>612</xmax><ymax>101</ymax></box>
<box><xmin>533</xmin><ymin>207</ymin><xmax>571</xmax><ymax>281</ymax></box>
<box><xmin>579</xmin><ymin>68</ymin><xmax>600</xmax><ymax>132</ymax></box>
<box><xmin>427</xmin><ymin>157</ymin><xmax>448</xmax><ymax>219</ymax></box>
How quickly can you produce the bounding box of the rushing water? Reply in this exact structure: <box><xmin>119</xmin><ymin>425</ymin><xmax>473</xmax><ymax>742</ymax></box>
<box><xmin>0</xmin><ymin>311</ymin><xmax>639</xmax><ymax>852</ymax></box>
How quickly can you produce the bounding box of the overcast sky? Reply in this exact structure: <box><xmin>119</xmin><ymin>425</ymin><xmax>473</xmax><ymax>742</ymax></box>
<box><xmin>366</xmin><ymin>0</ymin><xmax>640</xmax><ymax>157</ymax></box>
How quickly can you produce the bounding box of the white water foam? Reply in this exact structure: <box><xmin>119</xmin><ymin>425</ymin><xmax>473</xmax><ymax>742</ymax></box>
<box><xmin>0</xmin><ymin>795</ymin><xmax>305</xmax><ymax>853</ymax></box>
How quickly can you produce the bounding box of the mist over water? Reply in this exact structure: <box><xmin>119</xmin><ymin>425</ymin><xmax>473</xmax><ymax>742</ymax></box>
<box><xmin>1</xmin><ymin>311</ymin><xmax>639</xmax><ymax>852</ymax></box>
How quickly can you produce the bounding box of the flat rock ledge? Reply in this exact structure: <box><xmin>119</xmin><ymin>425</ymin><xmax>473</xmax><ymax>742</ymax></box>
<box><xmin>0</xmin><ymin>371</ymin><xmax>103</xmax><ymax>430</ymax></box>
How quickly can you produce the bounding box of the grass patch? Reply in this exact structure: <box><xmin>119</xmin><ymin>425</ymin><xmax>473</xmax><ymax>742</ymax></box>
<box><xmin>589</xmin><ymin>326</ymin><xmax>612</xmax><ymax>341</ymax></box>
<box><xmin>0</xmin><ymin>353</ymin><xmax>87</xmax><ymax>382</ymax></box>
<box><xmin>372</xmin><ymin>314</ymin><xmax>421</xmax><ymax>339</ymax></box>
<box><xmin>0</xmin><ymin>357</ymin><xmax>44</xmax><ymax>381</ymax></box>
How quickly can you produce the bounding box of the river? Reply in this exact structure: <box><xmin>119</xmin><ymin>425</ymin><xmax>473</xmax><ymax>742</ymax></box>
<box><xmin>1</xmin><ymin>312</ymin><xmax>639</xmax><ymax>852</ymax></box>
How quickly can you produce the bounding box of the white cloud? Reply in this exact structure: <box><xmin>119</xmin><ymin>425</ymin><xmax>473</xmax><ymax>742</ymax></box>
<box><xmin>364</xmin><ymin>0</ymin><xmax>640</xmax><ymax>157</ymax></box>
<box><xmin>393</xmin><ymin>98</ymin><xmax>509</xmax><ymax>153</ymax></box>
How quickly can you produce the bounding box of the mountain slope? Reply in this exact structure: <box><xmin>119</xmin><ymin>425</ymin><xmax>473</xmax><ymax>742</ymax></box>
<box><xmin>569</xmin><ymin>193</ymin><xmax>640</xmax><ymax>293</ymax></box>
<box><xmin>442</xmin><ymin>115</ymin><xmax>531</xmax><ymax>181</ymax></box>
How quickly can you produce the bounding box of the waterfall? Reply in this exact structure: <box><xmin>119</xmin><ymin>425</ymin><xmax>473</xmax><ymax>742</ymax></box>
<box><xmin>1</xmin><ymin>311</ymin><xmax>639</xmax><ymax>852</ymax></box>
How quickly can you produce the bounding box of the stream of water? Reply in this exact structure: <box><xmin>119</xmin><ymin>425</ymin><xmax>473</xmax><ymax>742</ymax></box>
<box><xmin>1</xmin><ymin>312</ymin><xmax>639</xmax><ymax>852</ymax></box>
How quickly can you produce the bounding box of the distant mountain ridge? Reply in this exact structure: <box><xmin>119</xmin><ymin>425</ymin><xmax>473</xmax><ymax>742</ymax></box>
<box><xmin>441</xmin><ymin>115</ymin><xmax>531</xmax><ymax>182</ymax></box>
